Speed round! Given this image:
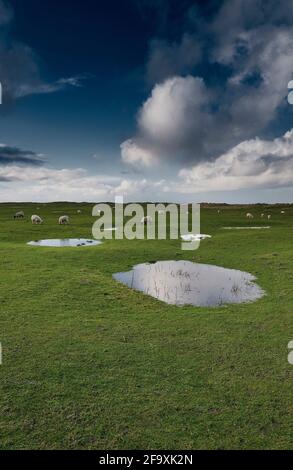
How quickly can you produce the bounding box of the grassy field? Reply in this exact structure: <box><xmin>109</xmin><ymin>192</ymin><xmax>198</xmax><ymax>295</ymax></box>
<box><xmin>0</xmin><ymin>202</ymin><xmax>292</xmax><ymax>450</ymax></box>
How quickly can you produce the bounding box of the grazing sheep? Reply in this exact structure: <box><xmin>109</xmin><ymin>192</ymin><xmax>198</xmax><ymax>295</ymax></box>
<box><xmin>14</xmin><ymin>211</ymin><xmax>24</xmax><ymax>219</ymax></box>
<box><xmin>267</xmin><ymin>214</ymin><xmax>271</xmax><ymax>220</ymax></box>
<box><xmin>59</xmin><ymin>215</ymin><xmax>70</xmax><ymax>225</ymax></box>
<box><xmin>217</xmin><ymin>210</ymin><xmax>221</xmax><ymax>214</ymax></box>
<box><xmin>31</xmin><ymin>215</ymin><xmax>43</xmax><ymax>225</ymax></box>
<box><xmin>281</xmin><ymin>210</ymin><xmax>285</xmax><ymax>214</ymax></box>
<box><xmin>141</xmin><ymin>216</ymin><xmax>152</xmax><ymax>225</ymax></box>
<box><xmin>77</xmin><ymin>210</ymin><xmax>82</xmax><ymax>214</ymax></box>
<box><xmin>246</xmin><ymin>213</ymin><xmax>254</xmax><ymax>219</ymax></box>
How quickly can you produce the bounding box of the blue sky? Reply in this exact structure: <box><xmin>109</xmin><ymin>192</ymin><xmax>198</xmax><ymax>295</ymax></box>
<box><xmin>0</xmin><ymin>0</ymin><xmax>293</xmax><ymax>202</ymax></box>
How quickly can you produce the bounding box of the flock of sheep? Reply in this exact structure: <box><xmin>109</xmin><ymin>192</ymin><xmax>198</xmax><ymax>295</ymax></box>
<box><xmin>245</xmin><ymin>210</ymin><xmax>286</xmax><ymax>220</ymax></box>
<box><xmin>13</xmin><ymin>209</ymin><xmax>166</xmax><ymax>228</ymax></box>
<box><xmin>14</xmin><ymin>211</ymin><xmax>70</xmax><ymax>225</ymax></box>
<box><xmin>14</xmin><ymin>210</ymin><xmax>154</xmax><ymax>226</ymax></box>
<box><xmin>13</xmin><ymin>208</ymin><xmax>288</xmax><ymax>227</ymax></box>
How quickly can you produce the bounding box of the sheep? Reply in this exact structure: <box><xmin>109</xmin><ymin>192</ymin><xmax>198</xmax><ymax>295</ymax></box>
<box><xmin>261</xmin><ymin>213</ymin><xmax>265</xmax><ymax>218</ymax></box>
<box><xmin>141</xmin><ymin>216</ymin><xmax>152</xmax><ymax>225</ymax></box>
<box><xmin>246</xmin><ymin>213</ymin><xmax>254</xmax><ymax>219</ymax></box>
<box><xmin>31</xmin><ymin>214</ymin><xmax>43</xmax><ymax>225</ymax></box>
<box><xmin>59</xmin><ymin>215</ymin><xmax>70</xmax><ymax>225</ymax></box>
<box><xmin>267</xmin><ymin>214</ymin><xmax>271</xmax><ymax>220</ymax></box>
<box><xmin>14</xmin><ymin>211</ymin><xmax>24</xmax><ymax>219</ymax></box>
<box><xmin>77</xmin><ymin>210</ymin><xmax>82</xmax><ymax>214</ymax></box>
<box><xmin>217</xmin><ymin>210</ymin><xmax>221</xmax><ymax>214</ymax></box>
<box><xmin>281</xmin><ymin>210</ymin><xmax>285</xmax><ymax>214</ymax></box>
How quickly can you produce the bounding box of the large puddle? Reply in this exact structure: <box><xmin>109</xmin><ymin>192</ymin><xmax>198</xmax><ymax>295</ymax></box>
<box><xmin>113</xmin><ymin>260</ymin><xmax>264</xmax><ymax>307</ymax></box>
<box><xmin>27</xmin><ymin>238</ymin><xmax>101</xmax><ymax>247</ymax></box>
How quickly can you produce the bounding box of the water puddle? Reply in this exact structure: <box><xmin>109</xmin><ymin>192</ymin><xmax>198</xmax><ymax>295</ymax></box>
<box><xmin>181</xmin><ymin>234</ymin><xmax>211</xmax><ymax>241</ymax></box>
<box><xmin>113</xmin><ymin>260</ymin><xmax>264</xmax><ymax>307</ymax></box>
<box><xmin>222</xmin><ymin>227</ymin><xmax>271</xmax><ymax>230</ymax></box>
<box><xmin>27</xmin><ymin>238</ymin><xmax>101</xmax><ymax>247</ymax></box>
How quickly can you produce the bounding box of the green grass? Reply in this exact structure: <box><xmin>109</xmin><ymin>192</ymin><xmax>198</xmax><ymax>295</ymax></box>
<box><xmin>0</xmin><ymin>202</ymin><xmax>293</xmax><ymax>450</ymax></box>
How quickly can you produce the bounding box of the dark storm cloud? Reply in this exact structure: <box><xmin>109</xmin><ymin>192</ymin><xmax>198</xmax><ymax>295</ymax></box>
<box><xmin>0</xmin><ymin>0</ymin><xmax>12</xmax><ymax>25</ymax></box>
<box><xmin>0</xmin><ymin>175</ymin><xmax>14</xmax><ymax>181</ymax></box>
<box><xmin>0</xmin><ymin>145</ymin><xmax>45</xmax><ymax>166</ymax></box>
<box><xmin>0</xmin><ymin>0</ymin><xmax>87</xmax><ymax>103</ymax></box>
<box><xmin>146</xmin><ymin>34</ymin><xmax>201</xmax><ymax>84</ymax></box>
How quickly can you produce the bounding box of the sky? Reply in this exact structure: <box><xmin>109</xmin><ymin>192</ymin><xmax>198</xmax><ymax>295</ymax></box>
<box><xmin>0</xmin><ymin>0</ymin><xmax>293</xmax><ymax>203</ymax></box>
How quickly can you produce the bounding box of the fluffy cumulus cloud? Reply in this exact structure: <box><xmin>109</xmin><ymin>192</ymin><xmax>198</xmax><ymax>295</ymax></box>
<box><xmin>121</xmin><ymin>0</ymin><xmax>293</xmax><ymax>194</ymax></box>
<box><xmin>121</xmin><ymin>139</ymin><xmax>157</xmax><ymax>167</ymax></box>
<box><xmin>177</xmin><ymin>130</ymin><xmax>293</xmax><ymax>192</ymax></box>
<box><xmin>121</xmin><ymin>76</ymin><xmax>212</xmax><ymax>166</ymax></box>
<box><xmin>0</xmin><ymin>1</ymin><xmax>86</xmax><ymax>102</ymax></box>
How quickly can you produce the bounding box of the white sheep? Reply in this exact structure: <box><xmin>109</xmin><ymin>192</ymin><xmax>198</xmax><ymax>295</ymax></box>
<box><xmin>141</xmin><ymin>216</ymin><xmax>152</xmax><ymax>225</ymax></box>
<box><xmin>31</xmin><ymin>215</ymin><xmax>43</xmax><ymax>225</ymax></box>
<box><xmin>261</xmin><ymin>213</ymin><xmax>265</xmax><ymax>218</ymax></box>
<box><xmin>246</xmin><ymin>213</ymin><xmax>254</xmax><ymax>219</ymax></box>
<box><xmin>14</xmin><ymin>211</ymin><xmax>24</xmax><ymax>219</ymax></box>
<box><xmin>77</xmin><ymin>210</ymin><xmax>82</xmax><ymax>214</ymax></box>
<box><xmin>281</xmin><ymin>210</ymin><xmax>285</xmax><ymax>214</ymax></box>
<box><xmin>267</xmin><ymin>214</ymin><xmax>271</xmax><ymax>220</ymax></box>
<box><xmin>59</xmin><ymin>215</ymin><xmax>70</xmax><ymax>225</ymax></box>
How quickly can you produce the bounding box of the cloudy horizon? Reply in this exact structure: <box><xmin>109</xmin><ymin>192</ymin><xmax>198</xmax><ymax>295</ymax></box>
<box><xmin>0</xmin><ymin>0</ymin><xmax>293</xmax><ymax>203</ymax></box>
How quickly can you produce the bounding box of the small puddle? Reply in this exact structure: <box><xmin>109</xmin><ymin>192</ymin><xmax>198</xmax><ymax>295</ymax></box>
<box><xmin>27</xmin><ymin>238</ymin><xmax>101</xmax><ymax>247</ymax></box>
<box><xmin>113</xmin><ymin>260</ymin><xmax>264</xmax><ymax>307</ymax></box>
<box><xmin>222</xmin><ymin>227</ymin><xmax>271</xmax><ymax>230</ymax></box>
<box><xmin>181</xmin><ymin>234</ymin><xmax>211</xmax><ymax>241</ymax></box>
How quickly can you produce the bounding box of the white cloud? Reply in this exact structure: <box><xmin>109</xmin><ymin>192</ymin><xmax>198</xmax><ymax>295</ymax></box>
<box><xmin>1</xmin><ymin>138</ymin><xmax>292</xmax><ymax>201</ymax></box>
<box><xmin>121</xmin><ymin>0</ymin><xmax>293</xmax><ymax>172</ymax></box>
<box><xmin>178</xmin><ymin>130</ymin><xmax>293</xmax><ymax>192</ymax></box>
<box><xmin>15</xmin><ymin>76</ymin><xmax>86</xmax><ymax>98</ymax></box>
<box><xmin>139</xmin><ymin>76</ymin><xmax>209</xmax><ymax>142</ymax></box>
<box><xmin>0</xmin><ymin>165</ymin><xmax>159</xmax><ymax>202</ymax></box>
<box><xmin>121</xmin><ymin>139</ymin><xmax>157</xmax><ymax>167</ymax></box>
<box><xmin>121</xmin><ymin>76</ymin><xmax>211</xmax><ymax>167</ymax></box>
